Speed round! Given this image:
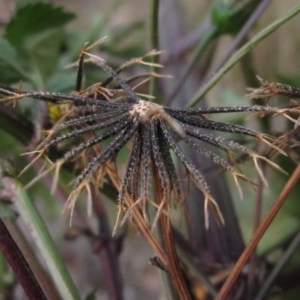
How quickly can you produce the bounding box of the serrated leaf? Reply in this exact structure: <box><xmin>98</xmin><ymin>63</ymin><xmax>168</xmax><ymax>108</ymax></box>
<box><xmin>5</xmin><ymin>3</ymin><xmax>75</xmax><ymax>47</ymax></box>
<box><xmin>0</xmin><ymin>36</ymin><xmax>29</xmax><ymax>83</ymax></box>
<box><xmin>24</xmin><ymin>28</ymin><xmax>64</xmax><ymax>78</ymax></box>
<box><xmin>3</xmin><ymin>3</ymin><xmax>75</xmax><ymax>81</ymax></box>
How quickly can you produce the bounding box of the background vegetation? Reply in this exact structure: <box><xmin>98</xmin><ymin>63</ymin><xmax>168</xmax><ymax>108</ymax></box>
<box><xmin>0</xmin><ymin>0</ymin><xmax>300</xmax><ymax>299</ymax></box>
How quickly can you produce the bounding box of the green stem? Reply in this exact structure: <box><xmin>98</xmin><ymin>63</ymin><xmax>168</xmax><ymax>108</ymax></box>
<box><xmin>149</xmin><ymin>0</ymin><xmax>160</xmax><ymax>100</ymax></box>
<box><xmin>187</xmin><ymin>3</ymin><xmax>300</xmax><ymax>107</ymax></box>
<box><xmin>13</xmin><ymin>182</ymin><xmax>81</xmax><ymax>300</ymax></box>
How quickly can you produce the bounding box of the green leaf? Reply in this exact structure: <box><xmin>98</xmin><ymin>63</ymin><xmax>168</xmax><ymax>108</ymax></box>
<box><xmin>3</xmin><ymin>3</ymin><xmax>75</xmax><ymax>81</ymax></box>
<box><xmin>5</xmin><ymin>3</ymin><xmax>75</xmax><ymax>47</ymax></box>
<box><xmin>24</xmin><ymin>28</ymin><xmax>65</xmax><ymax>79</ymax></box>
<box><xmin>0</xmin><ymin>36</ymin><xmax>29</xmax><ymax>83</ymax></box>
<box><xmin>212</xmin><ymin>0</ymin><xmax>261</xmax><ymax>34</ymax></box>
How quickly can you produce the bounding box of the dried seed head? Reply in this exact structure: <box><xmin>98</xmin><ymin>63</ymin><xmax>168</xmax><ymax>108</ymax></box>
<box><xmin>130</xmin><ymin>100</ymin><xmax>186</xmax><ymax>137</ymax></box>
<box><xmin>246</xmin><ymin>75</ymin><xmax>300</xmax><ymax>100</ymax></box>
<box><xmin>1</xmin><ymin>41</ymin><xmax>298</xmax><ymax>233</ymax></box>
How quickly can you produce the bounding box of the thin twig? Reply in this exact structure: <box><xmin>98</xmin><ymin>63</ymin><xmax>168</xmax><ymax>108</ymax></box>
<box><xmin>149</xmin><ymin>0</ymin><xmax>160</xmax><ymax>100</ymax></box>
<box><xmin>216</xmin><ymin>162</ymin><xmax>300</xmax><ymax>300</ymax></box>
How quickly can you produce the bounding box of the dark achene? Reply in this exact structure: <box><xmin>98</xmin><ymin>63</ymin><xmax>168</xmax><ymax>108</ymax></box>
<box><xmin>0</xmin><ymin>39</ymin><xmax>298</xmax><ymax>231</ymax></box>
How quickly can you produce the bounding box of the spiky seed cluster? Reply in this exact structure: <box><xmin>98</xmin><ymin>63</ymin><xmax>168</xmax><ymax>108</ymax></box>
<box><xmin>0</xmin><ymin>40</ymin><xmax>298</xmax><ymax>229</ymax></box>
<box><xmin>246</xmin><ymin>76</ymin><xmax>300</xmax><ymax>101</ymax></box>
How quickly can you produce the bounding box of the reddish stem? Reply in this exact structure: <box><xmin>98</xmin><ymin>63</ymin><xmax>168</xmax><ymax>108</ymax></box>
<box><xmin>216</xmin><ymin>162</ymin><xmax>300</xmax><ymax>300</ymax></box>
<box><xmin>0</xmin><ymin>216</ymin><xmax>47</xmax><ymax>300</ymax></box>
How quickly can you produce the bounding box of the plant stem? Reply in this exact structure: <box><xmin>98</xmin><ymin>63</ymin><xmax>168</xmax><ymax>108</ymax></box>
<box><xmin>187</xmin><ymin>3</ymin><xmax>300</xmax><ymax>107</ymax></box>
<box><xmin>0</xmin><ymin>215</ymin><xmax>47</xmax><ymax>300</ymax></box>
<box><xmin>149</xmin><ymin>0</ymin><xmax>160</xmax><ymax>100</ymax></box>
<box><xmin>12</xmin><ymin>180</ymin><xmax>81</xmax><ymax>300</ymax></box>
<box><xmin>215</xmin><ymin>162</ymin><xmax>300</xmax><ymax>300</ymax></box>
<box><xmin>3</xmin><ymin>217</ymin><xmax>61</xmax><ymax>300</ymax></box>
<box><xmin>152</xmin><ymin>165</ymin><xmax>192</xmax><ymax>300</ymax></box>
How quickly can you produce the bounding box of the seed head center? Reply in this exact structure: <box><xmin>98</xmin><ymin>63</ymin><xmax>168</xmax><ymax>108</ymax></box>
<box><xmin>130</xmin><ymin>100</ymin><xmax>164</xmax><ymax>122</ymax></box>
<box><xmin>130</xmin><ymin>100</ymin><xmax>186</xmax><ymax>138</ymax></box>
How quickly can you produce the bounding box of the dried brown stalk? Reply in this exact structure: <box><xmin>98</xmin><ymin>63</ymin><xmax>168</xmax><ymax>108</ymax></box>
<box><xmin>152</xmin><ymin>163</ymin><xmax>192</xmax><ymax>300</ymax></box>
<box><xmin>216</xmin><ymin>162</ymin><xmax>300</xmax><ymax>300</ymax></box>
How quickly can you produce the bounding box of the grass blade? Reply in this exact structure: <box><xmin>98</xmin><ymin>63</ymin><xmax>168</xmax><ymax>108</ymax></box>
<box><xmin>12</xmin><ymin>181</ymin><xmax>81</xmax><ymax>300</ymax></box>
